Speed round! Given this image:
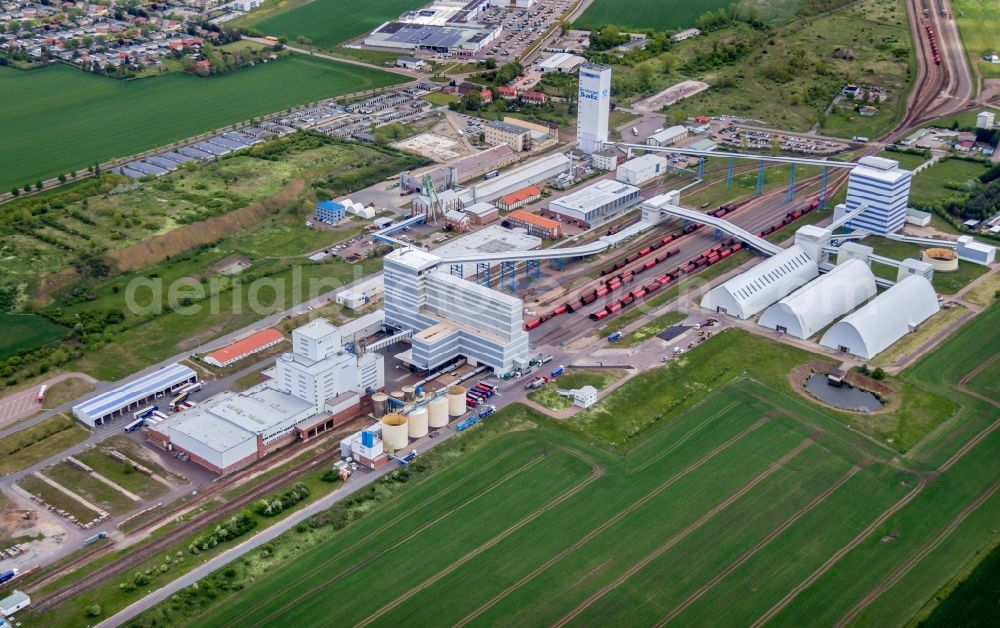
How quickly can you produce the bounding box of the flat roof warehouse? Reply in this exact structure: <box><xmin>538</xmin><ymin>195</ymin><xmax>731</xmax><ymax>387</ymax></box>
<box><xmin>73</xmin><ymin>363</ymin><xmax>197</xmax><ymax>427</ymax></box>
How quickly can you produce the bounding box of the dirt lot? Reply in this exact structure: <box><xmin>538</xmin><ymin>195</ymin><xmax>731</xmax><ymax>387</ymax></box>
<box><xmin>632</xmin><ymin>80</ymin><xmax>710</xmax><ymax>113</ymax></box>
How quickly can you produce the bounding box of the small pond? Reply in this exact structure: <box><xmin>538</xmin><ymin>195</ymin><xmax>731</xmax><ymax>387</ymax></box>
<box><xmin>804</xmin><ymin>373</ymin><xmax>883</xmax><ymax>412</ymax></box>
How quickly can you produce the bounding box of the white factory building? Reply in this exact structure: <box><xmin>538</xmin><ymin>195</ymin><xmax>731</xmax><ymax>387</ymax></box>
<box><xmin>148</xmin><ymin>319</ymin><xmax>384</xmax><ymax>474</ymax></box>
<box><xmin>383</xmin><ymin>248</ymin><xmax>530</xmax><ymax>375</ymax></box>
<box><xmin>646</xmin><ymin>125</ymin><xmax>689</xmax><ymax>147</ymax></box>
<box><xmin>616</xmin><ymin>153</ymin><xmax>668</xmax><ymax>186</ymax></box>
<box><xmin>335</xmin><ymin>276</ymin><xmax>385</xmax><ymax>310</ymax></box>
<box><xmin>544</xmin><ymin>179</ymin><xmax>641</xmax><ymax>228</ymax></box>
<box><xmin>458</xmin><ymin>153</ymin><xmax>571</xmax><ymax>205</ymax></box>
<box><xmin>538</xmin><ymin>52</ymin><xmax>587</xmax><ymax>73</ymax></box>
<box><xmin>701</xmin><ymin>245</ymin><xmax>820</xmax><ymax>319</ymax></box>
<box><xmin>843</xmin><ymin>156</ymin><xmax>912</xmax><ymax>234</ymax></box>
<box><xmin>576</xmin><ymin>63</ymin><xmax>611</xmax><ymax>154</ymax></box>
<box><xmin>758</xmin><ymin>258</ymin><xmax>877</xmax><ymax>339</ymax></box>
<box><xmin>820</xmin><ymin>275</ymin><xmax>939</xmax><ymax>359</ymax></box>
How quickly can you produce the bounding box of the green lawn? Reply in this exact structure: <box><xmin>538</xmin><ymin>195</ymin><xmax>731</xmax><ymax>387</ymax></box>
<box><xmin>423</xmin><ymin>91</ymin><xmax>459</xmax><ymax>107</ymax></box>
<box><xmin>75</xmin><ymin>449</ymin><xmax>169</xmax><ymax>501</ymax></box>
<box><xmin>0</xmin><ymin>55</ymin><xmax>404</xmax><ymax>190</ymax></box>
<box><xmin>0</xmin><ymin>313</ymin><xmax>67</xmax><ymax>360</ymax></box>
<box><xmin>44</xmin><ymin>461</ymin><xmax>139</xmax><ymax>515</ymax></box>
<box><xmin>618</xmin><ymin>310</ymin><xmax>687</xmax><ymax>346</ymax></box>
<box><xmin>41</xmin><ymin>377</ymin><xmax>96</xmax><ymax>409</ymax></box>
<box><xmin>909</xmin><ymin>158</ymin><xmax>991</xmax><ymax>206</ymax></box>
<box><xmin>238</xmin><ymin>0</ymin><xmax>424</xmax><ymax>50</ymax></box>
<box><xmin>878</xmin><ymin>149</ymin><xmax>927</xmax><ymax>170</ymax></box>
<box><xmin>18</xmin><ymin>475</ymin><xmax>100</xmax><ymax>523</ymax></box>
<box><xmin>0</xmin><ymin>415</ymin><xmax>89</xmax><ymax>476</ymax></box>
<box><xmin>952</xmin><ymin>0</ymin><xmax>1000</xmax><ymax>79</ymax></box>
<box><xmin>864</xmin><ymin>235</ymin><xmax>988</xmax><ymax>294</ymax></box>
<box><xmin>575</xmin><ymin>0</ymin><xmax>733</xmax><ymax>30</ymax></box>
<box><xmin>528</xmin><ymin>370</ymin><xmax>622</xmax><ymax>411</ymax></box>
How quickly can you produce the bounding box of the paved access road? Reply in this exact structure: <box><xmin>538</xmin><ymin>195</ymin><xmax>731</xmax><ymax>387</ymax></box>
<box><xmin>0</xmin><ymin>372</ymin><xmax>97</xmax><ymax>431</ymax></box>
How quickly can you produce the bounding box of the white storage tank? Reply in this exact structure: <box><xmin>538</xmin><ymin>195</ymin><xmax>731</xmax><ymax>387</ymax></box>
<box><xmin>381</xmin><ymin>413</ymin><xmax>409</xmax><ymax>451</ymax></box>
<box><xmin>408</xmin><ymin>407</ymin><xmax>429</xmax><ymax>438</ymax></box>
<box><xmin>447</xmin><ymin>386</ymin><xmax>467</xmax><ymax>416</ymax></box>
<box><xmin>428</xmin><ymin>395</ymin><xmax>449</xmax><ymax>428</ymax></box>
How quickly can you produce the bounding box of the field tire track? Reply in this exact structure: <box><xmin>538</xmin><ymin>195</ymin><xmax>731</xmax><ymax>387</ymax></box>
<box><xmin>551</xmin><ymin>439</ymin><xmax>814</xmax><ymax>628</ymax></box>
<box><xmin>938</xmin><ymin>419</ymin><xmax>1000</xmax><ymax>474</ymax></box>
<box><xmin>240</xmin><ymin>452</ymin><xmax>547</xmax><ymax>628</ymax></box>
<box><xmin>454</xmin><ymin>415</ymin><xmax>772</xmax><ymax>627</ymax></box>
<box><xmin>353</xmin><ymin>449</ymin><xmax>605</xmax><ymax>628</ymax></box>
<box><xmin>750</xmin><ymin>474</ymin><xmax>927</xmax><ymax>628</ymax></box>
<box><xmin>834</xmin><ymin>480</ymin><xmax>1000</xmax><ymax>628</ymax></box>
<box><xmin>655</xmin><ymin>464</ymin><xmax>864</xmax><ymax>627</ymax></box>
<box><xmin>956</xmin><ymin>351</ymin><xmax>1000</xmax><ymax>410</ymax></box>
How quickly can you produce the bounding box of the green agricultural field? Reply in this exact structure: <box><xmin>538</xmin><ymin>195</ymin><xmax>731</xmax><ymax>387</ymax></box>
<box><xmin>61</xmin><ymin>301</ymin><xmax>1000</xmax><ymax>628</ymax></box>
<box><xmin>0</xmin><ymin>313</ymin><xmax>67</xmax><ymax>360</ymax></box>
<box><xmin>575</xmin><ymin>0</ymin><xmax>733</xmax><ymax>31</ymax></box>
<box><xmin>952</xmin><ymin>0</ymin><xmax>1000</xmax><ymax>79</ymax></box>
<box><xmin>0</xmin><ymin>55</ymin><xmax>404</xmax><ymax>191</ymax></box>
<box><xmin>919</xmin><ymin>541</ymin><xmax>1000</xmax><ymax>627</ymax></box>
<box><xmin>238</xmin><ymin>0</ymin><xmax>424</xmax><ymax>50</ymax></box>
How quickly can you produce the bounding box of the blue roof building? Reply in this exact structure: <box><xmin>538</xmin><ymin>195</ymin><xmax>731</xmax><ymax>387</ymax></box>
<box><xmin>316</xmin><ymin>201</ymin><xmax>346</xmax><ymax>224</ymax></box>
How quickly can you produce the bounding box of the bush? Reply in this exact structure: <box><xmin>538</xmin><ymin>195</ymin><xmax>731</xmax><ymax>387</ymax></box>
<box><xmin>321</xmin><ymin>469</ymin><xmax>341</xmax><ymax>482</ymax></box>
<box><xmin>254</xmin><ymin>482</ymin><xmax>310</xmax><ymax>517</ymax></box>
<box><xmin>871</xmin><ymin>367</ymin><xmax>885</xmax><ymax>380</ymax></box>
<box><xmin>86</xmin><ymin>604</ymin><xmax>102</xmax><ymax>618</ymax></box>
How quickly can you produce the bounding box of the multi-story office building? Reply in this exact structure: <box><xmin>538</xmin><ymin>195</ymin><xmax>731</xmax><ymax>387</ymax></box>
<box><xmin>484</xmin><ymin>120</ymin><xmax>532</xmax><ymax>152</ymax></box>
<box><xmin>577</xmin><ymin>63</ymin><xmax>611</xmax><ymax>154</ymax></box>
<box><xmin>383</xmin><ymin>248</ymin><xmax>530</xmax><ymax>374</ymax></box>
<box><xmin>844</xmin><ymin>156</ymin><xmax>912</xmax><ymax>234</ymax></box>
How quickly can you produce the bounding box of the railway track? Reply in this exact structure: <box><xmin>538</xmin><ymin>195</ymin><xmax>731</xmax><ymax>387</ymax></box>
<box><xmin>29</xmin><ymin>444</ymin><xmax>343</xmax><ymax>613</ymax></box>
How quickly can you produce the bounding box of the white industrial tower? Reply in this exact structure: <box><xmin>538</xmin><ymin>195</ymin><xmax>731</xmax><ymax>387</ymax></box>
<box><xmin>576</xmin><ymin>63</ymin><xmax>611</xmax><ymax>154</ymax></box>
<box><xmin>843</xmin><ymin>156</ymin><xmax>912</xmax><ymax>235</ymax></box>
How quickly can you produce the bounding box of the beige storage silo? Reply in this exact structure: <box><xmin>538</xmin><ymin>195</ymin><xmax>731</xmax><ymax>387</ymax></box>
<box><xmin>408</xmin><ymin>407</ymin><xmax>429</xmax><ymax>439</ymax></box>
<box><xmin>402</xmin><ymin>385</ymin><xmax>416</xmax><ymax>402</ymax></box>
<box><xmin>428</xmin><ymin>395</ymin><xmax>449</xmax><ymax>428</ymax></box>
<box><xmin>381</xmin><ymin>413</ymin><xmax>409</xmax><ymax>451</ymax></box>
<box><xmin>371</xmin><ymin>393</ymin><xmax>388</xmax><ymax>418</ymax></box>
<box><xmin>447</xmin><ymin>386</ymin><xmax>467</xmax><ymax>416</ymax></box>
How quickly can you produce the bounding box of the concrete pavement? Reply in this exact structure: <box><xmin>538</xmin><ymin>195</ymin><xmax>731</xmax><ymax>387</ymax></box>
<box><xmin>0</xmin><ymin>372</ymin><xmax>97</xmax><ymax>431</ymax></box>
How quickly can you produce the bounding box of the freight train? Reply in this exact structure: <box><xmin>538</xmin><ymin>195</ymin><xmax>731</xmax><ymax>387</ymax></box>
<box><xmin>924</xmin><ymin>21</ymin><xmax>941</xmax><ymax>65</ymax></box>
<box><xmin>524</xmin><ymin>204</ymin><xmax>754</xmax><ymax>330</ymax></box>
